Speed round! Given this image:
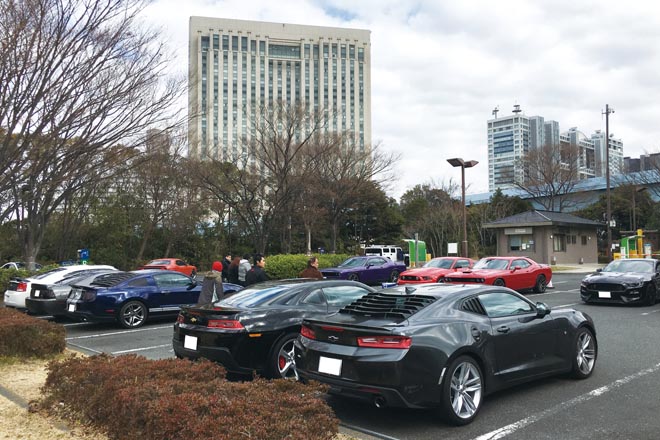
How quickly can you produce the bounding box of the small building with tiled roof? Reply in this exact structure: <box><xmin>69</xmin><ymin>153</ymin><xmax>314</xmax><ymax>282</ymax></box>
<box><xmin>483</xmin><ymin>210</ymin><xmax>602</xmax><ymax>265</ymax></box>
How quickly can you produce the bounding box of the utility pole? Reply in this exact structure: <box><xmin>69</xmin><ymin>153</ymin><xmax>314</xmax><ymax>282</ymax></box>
<box><xmin>603</xmin><ymin>104</ymin><xmax>614</xmax><ymax>261</ymax></box>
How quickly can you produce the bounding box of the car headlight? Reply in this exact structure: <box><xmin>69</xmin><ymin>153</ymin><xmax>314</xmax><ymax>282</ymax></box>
<box><xmin>421</xmin><ymin>276</ymin><xmax>432</xmax><ymax>280</ymax></box>
<box><xmin>625</xmin><ymin>281</ymin><xmax>644</xmax><ymax>288</ymax></box>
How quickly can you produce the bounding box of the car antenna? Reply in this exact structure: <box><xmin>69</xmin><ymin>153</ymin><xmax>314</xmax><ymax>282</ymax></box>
<box><xmin>405</xmin><ymin>286</ymin><xmax>416</xmax><ymax>295</ymax></box>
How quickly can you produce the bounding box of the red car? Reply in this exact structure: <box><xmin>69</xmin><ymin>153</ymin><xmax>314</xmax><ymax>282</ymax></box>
<box><xmin>397</xmin><ymin>257</ymin><xmax>475</xmax><ymax>285</ymax></box>
<box><xmin>442</xmin><ymin>256</ymin><xmax>551</xmax><ymax>293</ymax></box>
<box><xmin>138</xmin><ymin>258</ymin><xmax>197</xmax><ymax>277</ymax></box>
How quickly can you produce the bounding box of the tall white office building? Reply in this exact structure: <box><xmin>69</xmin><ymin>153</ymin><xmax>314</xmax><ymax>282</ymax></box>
<box><xmin>487</xmin><ymin>105</ymin><xmax>530</xmax><ymax>191</ymax></box>
<box><xmin>188</xmin><ymin>17</ymin><xmax>371</xmax><ymax>161</ymax></box>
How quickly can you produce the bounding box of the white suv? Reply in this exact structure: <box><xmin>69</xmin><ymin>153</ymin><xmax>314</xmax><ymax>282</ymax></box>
<box><xmin>4</xmin><ymin>264</ymin><xmax>116</xmax><ymax>309</ymax></box>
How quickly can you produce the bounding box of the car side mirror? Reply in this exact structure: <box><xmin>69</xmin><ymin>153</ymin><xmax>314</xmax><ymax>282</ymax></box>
<box><xmin>596</xmin><ymin>268</ymin><xmax>602</xmax><ymax>272</ymax></box>
<box><xmin>511</xmin><ymin>266</ymin><xmax>519</xmax><ymax>272</ymax></box>
<box><xmin>535</xmin><ymin>302</ymin><xmax>551</xmax><ymax>317</ymax></box>
<box><xmin>188</xmin><ymin>280</ymin><xmax>198</xmax><ymax>289</ymax></box>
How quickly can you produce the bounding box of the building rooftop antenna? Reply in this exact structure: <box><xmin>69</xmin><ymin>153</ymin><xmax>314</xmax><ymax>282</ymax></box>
<box><xmin>492</xmin><ymin>106</ymin><xmax>499</xmax><ymax>118</ymax></box>
<box><xmin>512</xmin><ymin>104</ymin><xmax>522</xmax><ymax>114</ymax></box>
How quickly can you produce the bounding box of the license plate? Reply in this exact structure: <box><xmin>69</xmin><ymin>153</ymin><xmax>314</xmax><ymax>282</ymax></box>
<box><xmin>67</xmin><ymin>303</ymin><xmax>76</xmax><ymax>312</ymax></box>
<box><xmin>318</xmin><ymin>356</ymin><xmax>342</xmax><ymax>376</ymax></box>
<box><xmin>184</xmin><ymin>335</ymin><xmax>198</xmax><ymax>351</ymax></box>
<box><xmin>598</xmin><ymin>291</ymin><xmax>611</xmax><ymax>298</ymax></box>
<box><xmin>34</xmin><ymin>291</ymin><xmax>40</xmax><ymax>297</ymax></box>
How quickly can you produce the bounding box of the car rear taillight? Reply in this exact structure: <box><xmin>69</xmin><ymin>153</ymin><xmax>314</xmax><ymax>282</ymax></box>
<box><xmin>300</xmin><ymin>325</ymin><xmax>316</xmax><ymax>340</ymax></box>
<box><xmin>17</xmin><ymin>282</ymin><xmax>27</xmax><ymax>292</ymax></box>
<box><xmin>207</xmin><ymin>319</ymin><xmax>244</xmax><ymax>330</ymax></box>
<box><xmin>357</xmin><ymin>336</ymin><xmax>412</xmax><ymax>349</ymax></box>
<box><xmin>81</xmin><ymin>290</ymin><xmax>96</xmax><ymax>301</ymax></box>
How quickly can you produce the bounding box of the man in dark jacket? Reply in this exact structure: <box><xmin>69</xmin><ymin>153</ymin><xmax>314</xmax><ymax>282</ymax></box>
<box><xmin>299</xmin><ymin>256</ymin><xmax>323</xmax><ymax>279</ymax></box>
<box><xmin>221</xmin><ymin>254</ymin><xmax>231</xmax><ymax>282</ymax></box>
<box><xmin>245</xmin><ymin>254</ymin><xmax>269</xmax><ymax>286</ymax></box>
<box><xmin>197</xmin><ymin>261</ymin><xmax>224</xmax><ymax>305</ymax></box>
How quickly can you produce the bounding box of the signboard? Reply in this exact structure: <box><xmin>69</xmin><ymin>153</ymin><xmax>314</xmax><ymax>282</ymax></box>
<box><xmin>504</xmin><ymin>227</ymin><xmax>533</xmax><ymax>235</ymax></box>
<box><xmin>448</xmin><ymin>243</ymin><xmax>458</xmax><ymax>255</ymax></box>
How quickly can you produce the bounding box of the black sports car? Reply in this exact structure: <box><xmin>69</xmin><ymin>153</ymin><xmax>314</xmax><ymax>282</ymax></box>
<box><xmin>172</xmin><ymin>279</ymin><xmax>376</xmax><ymax>379</ymax></box>
<box><xmin>25</xmin><ymin>269</ymin><xmax>119</xmax><ymax>317</ymax></box>
<box><xmin>580</xmin><ymin>258</ymin><xmax>660</xmax><ymax>306</ymax></box>
<box><xmin>295</xmin><ymin>283</ymin><xmax>597</xmax><ymax>425</ymax></box>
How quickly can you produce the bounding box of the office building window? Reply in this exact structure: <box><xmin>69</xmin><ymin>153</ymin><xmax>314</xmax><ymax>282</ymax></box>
<box><xmin>553</xmin><ymin>235</ymin><xmax>566</xmax><ymax>252</ymax></box>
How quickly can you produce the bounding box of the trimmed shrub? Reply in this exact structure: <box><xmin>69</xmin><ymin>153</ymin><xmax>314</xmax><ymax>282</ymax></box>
<box><xmin>0</xmin><ymin>308</ymin><xmax>65</xmax><ymax>357</ymax></box>
<box><xmin>42</xmin><ymin>354</ymin><xmax>338</xmax><ymax>440</ymax></box>
<box><xmin>265</xmin><ymin>253</ymin><xmax>353</xmax><ymax>279</ymax></box>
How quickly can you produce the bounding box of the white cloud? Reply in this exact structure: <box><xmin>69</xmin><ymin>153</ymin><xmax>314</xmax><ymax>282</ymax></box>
<box><xmin>145</xmin><ymin>0</ymin><xmax>660</xmax><ymax>199</ymax></box>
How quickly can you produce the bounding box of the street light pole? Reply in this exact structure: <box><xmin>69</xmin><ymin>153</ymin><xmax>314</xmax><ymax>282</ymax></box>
<box><xmin>603</xmin><ymin>104</ymin><xmax>614</xmax><ymax>261</ymax></box>
<box><xmin>447</xmin><ymin>158</ymin><xmax>479</xmax><ymax>258</ymax></box>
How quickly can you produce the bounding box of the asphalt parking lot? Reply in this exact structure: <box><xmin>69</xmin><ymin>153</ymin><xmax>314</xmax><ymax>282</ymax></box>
<box><xmin>58</xmin><ymin>272</ymin><xmax>660</xmax><ymax>440</ymax></box>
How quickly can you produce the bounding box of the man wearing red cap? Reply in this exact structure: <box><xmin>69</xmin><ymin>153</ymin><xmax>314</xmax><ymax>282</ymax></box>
<box><xmin>197</xmin><ymin>261</ymin><xmax>224</xmax><ymax>305</ymax></box>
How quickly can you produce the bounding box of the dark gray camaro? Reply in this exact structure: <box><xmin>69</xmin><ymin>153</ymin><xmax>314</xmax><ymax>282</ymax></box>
<box><xmin>295</xmin><ymin>283</ymin><xmax>597</xmax><ymax>426</ymax></box>
<box><xmin>580</xmin><ymin>258</ymin><xmax>660</xmax><ymax>305</ymax></box>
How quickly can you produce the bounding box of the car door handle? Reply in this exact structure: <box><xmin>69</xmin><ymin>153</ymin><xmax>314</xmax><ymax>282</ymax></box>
<box><xmin>496</xmin><ymin>325</ymin><xmax>510</xmax><ymax>333</ymax></box>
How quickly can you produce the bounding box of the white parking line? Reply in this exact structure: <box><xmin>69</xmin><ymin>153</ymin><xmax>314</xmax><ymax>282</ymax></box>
<box><xmin>65</xmin><ymin>325</ymin><xmax>172</xmax><ymax>340</ymax></box>
<box><xmin>554</xmin><ymin>303</ymin><xmax>579</xmax><ymax>308</ymax></box>
<box><xmin>112</xmin><ymin>344</ymin><xmax>172</xmax><ymax>355</ymax></box>
<box><xmin>473</xmin><ymin>362</ymin><xmax>660</xmax><ymax>440</ymax></box>
<box><xmin>641</xmin><ymin>309</ymin><xmax>660</xmax><ymax>316</ymax></box>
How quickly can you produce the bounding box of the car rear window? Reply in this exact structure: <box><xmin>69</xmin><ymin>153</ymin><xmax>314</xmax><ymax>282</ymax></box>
<box><xmin>340</xmin><ymin>292</ymin><xmax>437</xmax><ymax>319</ymax></box>
<box><xmin>219</xmin><ymin>286</ymin><xmax>297</xmax><ymax>308</ymax></box>
<box><xmin>88</xmin><ymin>272</ymin><xmax>137</xmax><ymax>287</ymax></box>
<box><xmin>147</xmin><ymin>260</ymin><xmax>170</xmax><ymax>265</ymax></box>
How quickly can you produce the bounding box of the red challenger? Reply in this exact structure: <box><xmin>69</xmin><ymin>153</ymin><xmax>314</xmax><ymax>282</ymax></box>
<box><xmin>442</xmin><ymin>256</ymin><xmax>551</xmax><ymax>293</ymax></box>
<box><xmin>138</xmin><ymin>258</ymin><xmax>197</xmax><ymax>278</ymax></box>
<box><xmin>397</xmin><ymin>257</ymin><xmax>475</xmax><ymax>285</ymax></box>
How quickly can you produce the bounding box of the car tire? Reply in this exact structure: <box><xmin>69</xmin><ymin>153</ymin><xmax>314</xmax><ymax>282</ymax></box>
<box><xmin>439</xmin><ymin>355</ymin><xmax>483</xmax><ymax>426</ymax></box>
<box><xmin>533</xmin><ymin>275</ymin><xmax>547</xmax><ymax>293</ymax></box>
<box><xmin>118</xmin><ymin>300</ymin><xmax>148</xmax><ymax>329</ymax></box>
<box><xmin>644</xmin><ymin>284</ymin><xmax>657</xmax><ymax>306</ymax></box>
<box><xmin>493</xmin><ymin>278</ymin><xmax>505</xmax><ymax>287</ymax></box>
<box><xmin>389</xmin><ymin>270</ymin><xmax>399</xmax><ymax>282</ymax></box>
<box><xmin>268</xmin><ymin>333</ymin><xmax>299</xmax><ymax>380</ymax></box>
<box><xmin>571</xmin><ymin>327</ymin><xmax>597</xmax><ymax>379</ymax></box>
<box><xmin>347</xmin><ymin>273</ymin><xmax>359</xmax><ymax>282</ymax></box>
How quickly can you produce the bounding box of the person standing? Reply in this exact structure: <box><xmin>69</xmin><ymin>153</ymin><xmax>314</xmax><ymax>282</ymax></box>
<box><xmin>245</xmin><ymin>254</ymin><xmax>269</xmax><ymax>286</ymax></box>
<box><xmin>221</xmin><ymin>254</ymin><xmax>231</xmax><ymax>282</ymax></box>
<box><xmin>228</xmin><ymin>256</ymin><xmax>241</xmax><ymax>284</ymax></box>
<box><xmin>197</xmin><ymin>261</ymin><xmax>224</xmax><ymax>305</ymax></box>
<box><xmin>238</xmin><ymin>254</ymin><xmax>252</xmax><ymax>286</ymax></box>
<box><xmin>299</xmin><ymin>256</ymin><xmax>323</xmax><ymax>279</ymax></box>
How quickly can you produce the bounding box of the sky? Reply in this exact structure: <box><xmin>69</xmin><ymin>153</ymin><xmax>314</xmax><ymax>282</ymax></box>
<box><xmin>143</xmin><ymin>0</ymin><xmax>660</xmax><ymax>200</ymax></box>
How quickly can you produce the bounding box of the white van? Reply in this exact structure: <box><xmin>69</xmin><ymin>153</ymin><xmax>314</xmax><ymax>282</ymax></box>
<box><xmin>364</xmin><ymin>245</ymin><xmax>404</xmax><ymax>262</ymax></box>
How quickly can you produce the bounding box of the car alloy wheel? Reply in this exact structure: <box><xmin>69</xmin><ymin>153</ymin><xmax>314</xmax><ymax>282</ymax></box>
<box><xmin>572</xmin><ymin>328</ymin><xmax>597</xmax><ymax>379</ymax></box>
<box><xmin>493</xmin><ymin>278</ymin><xmax>505</xmax><ymax>287</ymax></box>
<box><xmin>534</xmin><ymin>275</ymin><xmax>547</xmax><ymax>293</ymax></box>
<box><xmin>118</xmin><ymin>300</ymin><xmax>148</xmax><ymax>329</ymax></box>
<box><xmin>347</xmin><ymin>274</ymin><xmax>359</xmax><ymax>282</ymax></box>
<box><xmin>441</xmin><ymin>355</ymin><xmax>483</xmax><ymax>425</ymax></box>
<box><xmin>644</xmin><ymin>284</ymin><xmax>656</xmax><ymax>306</ymax></box>
<box><xmin>390</xmin><ymin>270</ymin><xmax>399</xmax><ymax>282</ymax></box>
<box><xmin>270</xmin><ymin>333</ymin><xmax>299</xmax><ymax>380</ymax></box>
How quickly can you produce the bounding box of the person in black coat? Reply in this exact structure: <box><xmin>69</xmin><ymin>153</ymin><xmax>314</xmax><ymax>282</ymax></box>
<box><xmin>221</xmin><ymin>254</ymin><xmax>231</xmax><ymax>282</ymax></box>
<box><xmin>197</xmin><ymin>261</ymin><xmax>224</xmax><ymax>305</ymax></box>
<box><xmin>245</xmin><ymin>254</ymin><xmax>269</xmax><ymax>286</ymax></box>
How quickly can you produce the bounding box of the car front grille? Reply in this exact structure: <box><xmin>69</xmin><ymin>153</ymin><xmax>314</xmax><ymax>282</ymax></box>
<box><xmin>322</xmin><ymin>272</ymin><xmax>340</xmax><ymax>278</ymax></box>
<box><xmin>399</xmin><ymin>275</ymin><xmax>419</xmax><ymax>281</ymax></box>
<box><xmin>585</xmin><ymin>283</ymin><xmax>625</xmax><ymax>292</ymax></box>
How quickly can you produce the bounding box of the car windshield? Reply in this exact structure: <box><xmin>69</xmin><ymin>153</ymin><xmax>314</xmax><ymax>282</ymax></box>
<box><xmin>338</xmin><ymin>258</ymin><xmax>367</xmax><ymax>268</ymax></box>
<box><xmin>424</xmin><ymin>259</ymin><xmax>454</xmax><ymax>269</ymax></box>
<box><xmin>473</xmin><ymin>259</ymin><xmax>510</xmax><ymax>270</ymax></box>
<box><xmin>147</xmin><ymin>260</ymin><xmax>170</xmax><ymax>265</ymax></box>
<box><xmin>218</xmin><ymin>286</ymin><xmax>294</xmax><ymax>308</ymax></box>
<box><xmin>603</xmin><ymin>260</ymin><xmax>654</xmax><ymax>274</ymax></box>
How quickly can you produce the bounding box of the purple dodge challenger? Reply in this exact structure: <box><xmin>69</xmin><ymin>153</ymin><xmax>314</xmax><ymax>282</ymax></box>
<box><xmin>320</xmin><ymin>256</ymin><xmax>406</xmax><ymax>285</ymax></box>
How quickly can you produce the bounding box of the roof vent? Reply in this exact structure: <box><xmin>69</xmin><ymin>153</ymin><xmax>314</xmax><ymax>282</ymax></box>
<box><xmin>405</xmin><ymin>286</ymin><xmax>417</xmax><ymax>295</ymax></box>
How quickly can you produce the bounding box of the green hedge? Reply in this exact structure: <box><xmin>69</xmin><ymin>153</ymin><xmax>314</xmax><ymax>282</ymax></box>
<box><xmin>265</xmin><ymin>254</ymin><xmax>353</xmax><ymax>279</ymax></box>
<box><xmin>0</xmin><ymin>308</ymin><xmax>65</xmax><ymax>358</ymax></box>
<box><xmin>41</xmin><ymin>354</ymin><xmax>338</xmax><ymax>440</ymax></box>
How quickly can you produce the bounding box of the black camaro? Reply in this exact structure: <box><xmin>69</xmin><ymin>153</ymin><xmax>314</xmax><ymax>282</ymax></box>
<box><xmin>295</xmin><ymin>283</ymin><xmax>597</xmax><ymax>425</ymax></box>
<box><xmin>172</xmin><ymin>279</ymin><xmax>376</xmax><ymax>379</ymax></box>
<box><xmin>581</xmin><ymin>258</ymin><xmax>660</xmax><ymax>306</ymax></box>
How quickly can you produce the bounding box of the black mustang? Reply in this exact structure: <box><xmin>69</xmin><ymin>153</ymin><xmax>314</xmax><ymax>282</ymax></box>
<box><xmin>295</xmin><ymin>283</ymin><xmax>597</xmax><ymax>425</ymax></box>
<box><xmin>581</xmin><ymin>258</ymin><xmax>660</xmax><ymax>306</ymax></box>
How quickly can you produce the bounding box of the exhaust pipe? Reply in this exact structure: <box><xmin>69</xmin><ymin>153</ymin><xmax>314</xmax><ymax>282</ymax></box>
<box><xmin>374</xmin><ymin>396</ymin><xmax>386</xmax><ymax>408</ymax></box>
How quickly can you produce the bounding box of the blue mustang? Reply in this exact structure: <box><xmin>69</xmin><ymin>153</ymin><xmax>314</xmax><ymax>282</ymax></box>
<box><xmin>65</xmin><ymin>270</ymin><xmax>242</xmax><ymax>328</ymax></box>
